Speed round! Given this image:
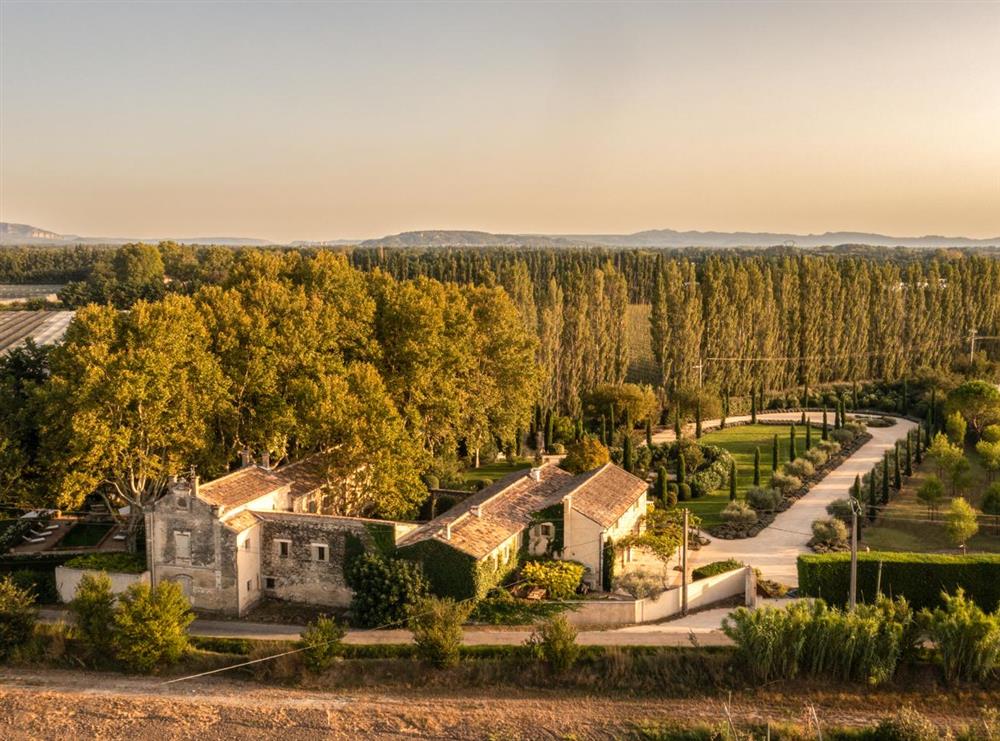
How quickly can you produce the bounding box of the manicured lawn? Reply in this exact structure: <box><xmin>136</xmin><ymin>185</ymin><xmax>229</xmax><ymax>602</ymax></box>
<box><xmin>689</xmin><ymin>422</ymin><xmax>819</xmax><ymax>527</ymax></box>
<box><xmin>862</xmin><ymin>445</ymin><xmax>1000</xmax><ymax>554</ymax></box>
<box><xmin>460</xmin><ymin>459</ymin><xmax>532</xmax><ymax>490</ymax></box>
<box><xmin>55</xmin><ymin>522</ymin><xmax>114</xmax><ymax>548</ymax></box>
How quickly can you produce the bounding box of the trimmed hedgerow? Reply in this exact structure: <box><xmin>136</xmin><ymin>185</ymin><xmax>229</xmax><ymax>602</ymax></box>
<box><xmin>797</xmin><ymin>552</ymin><xmax>1000</xmax><ymax>611</ymax></box>
<box><xmin>692</xmin><ymin>560</ymin><xmax>745</xmax><ymax>581</ymax></box>
<box><xmin>63</xmin><ymin>552</ymin><xmax>147</xmax><ymax>574</ymax></box>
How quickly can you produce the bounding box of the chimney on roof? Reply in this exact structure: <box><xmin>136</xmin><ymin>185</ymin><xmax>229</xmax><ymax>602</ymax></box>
<box><xmin>240</xmin><ymin>447</ymin><xmax>252</xmax><ymax>468</ymax></box>
<box><xmin>529</xmin><ymin>467</ymin><xmax>543</xmax><ymax>483</ymax></box>
<box><xmin>261</xmin><ymin>451</ymin><xmax>271</xmax><ymax>470</ymax></box>
<box><xmin>471</xmin><ymin>504</ymin><xmax>483</xmax><ymax>518</ymax></box>
<box><xmin>445</xmin><ymin>521</ymin><xmax>452</xmax><ymax>540</ymax></box>
<box><xmin>189</xmin><ymin>467</ymin><xmax>199</xmax><ymax>498</ymax></box>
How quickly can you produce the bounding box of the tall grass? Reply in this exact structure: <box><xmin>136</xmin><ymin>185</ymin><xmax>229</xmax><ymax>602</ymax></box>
<box><xmin>721</xmin><ymin>598</ymin><xmax>915</xmax><ymax>685</ymax></box>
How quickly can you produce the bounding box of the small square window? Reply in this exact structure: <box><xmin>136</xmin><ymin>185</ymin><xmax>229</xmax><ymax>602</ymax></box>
<box><xmin>246</xmin><ymin>579</ymin><xmax>252</xmax><ymax>592</ymax></box>
<box><xmin>540</xmin><ymin>523</ymin><xmax>554</xmax><ymax>537</ymax></box>
<box><xmin>243</xmin><ymin>538</ymin><xmax>251</xmax><ymax>551</ymax></box>
<box><xmin>176</xmin><ymin>495</ymin><xmax>188</xmax><ymax>511</ymax></box>
<box><xmin>312</xmin><ymin>544</ymin><xmax>328</xmax><ymax>563</ymax></box>
<box><xmin>276</xmin><ymin>540</ymin><xmax>290</xmax><ymax>558</ymax></box>
<box><xmin>264</xmin><ymin>577</ymin><xmax>276</xmax><ymax>590</ymax></box>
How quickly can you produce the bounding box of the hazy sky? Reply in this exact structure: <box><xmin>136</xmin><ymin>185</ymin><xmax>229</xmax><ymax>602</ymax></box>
<box><xmin>2</xmin><ymin>1</ymin><xmax>999</xmax><ymax>242</ymax></box>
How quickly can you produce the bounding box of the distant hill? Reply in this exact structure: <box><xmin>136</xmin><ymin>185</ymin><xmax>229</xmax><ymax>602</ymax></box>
<box><xmin>3</xmin><ymin>222</ymin><xmax>998</xmax><ymax>249</ymax></box>
<box><xmin>0</xmin><ymin>222</ymin><xmax>273</xmax><ymax>247</ymax></box>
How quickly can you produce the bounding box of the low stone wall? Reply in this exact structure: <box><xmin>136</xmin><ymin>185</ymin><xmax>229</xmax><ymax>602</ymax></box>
<box><xmin>55</xmin><ymin>565</ymin><xmax>150</xmax><ymax>603</ymax></box>
<box><xmin>561</xmin><ymin>566</ymin><xmax>752</xmax><ymax>627</ymax></box>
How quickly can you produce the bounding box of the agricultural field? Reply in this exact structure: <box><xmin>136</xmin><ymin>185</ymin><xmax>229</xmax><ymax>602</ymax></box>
<box><xmin>686</xmin><ymin>423</ymin><xmax>811</xmax><ymax>527</ymax></box>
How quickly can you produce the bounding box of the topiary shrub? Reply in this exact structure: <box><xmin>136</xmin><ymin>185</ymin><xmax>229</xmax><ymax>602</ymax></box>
<box><xmin>831</xmin><ymin>428</ymin><xmax>856</xmax><ymax>445</ymax></box>
<box><xmin>520</xmin><ymin>559</ymin><xmax>584</xmax><ymax>600</ymax></box>
<box><xmin>299</xmin><ymin>615</ymin><xmax>347</xmax><ymax>673</ymax></box>
<box><xmin>785</xmin><ymin>458</ymin><xmax>815</xmax><ymax>479</ymax></box>
<box><xmin>746</xmin><ymin>486</ymin><xmax>782</xmax><ymax>512</ymax></box>
<box><xmin>529</xmin><ymin>614</ymin><xmax>580</xmax><ymax>673</ymax></box>
<box><xmin>816</xmin><ymin>439</ymin><xmax>841</xmax><ymax>455</ymax></box>
<box><xmin>825</xmin><ymin>498</ymin><xmax>854</xmax><ymax>526</ymax></box>
<box><xmin>720</xmin><ymin>501</ymin><xmax>758</xmax><ymax>526</ymax></box>
<box><xmin>0</xmin><ymin>575</ymin><xmax>37</xmax><ymax>660</ymax></box>
<box><xmin>407</xmin><ymin>596</ymin><xmax>471</xmax><ymax>669</ymax></box>
<box><xmin>664</xmin><ymin>482</ymin><xmax>678</xmax><ymax>508</ymax></box>
<box><xmin>346</xmin><ymin>552</ymin><xmax>429</xmax><ymax>627</ymax></box>
<box><xmin>677</xmin><ymin>483</ymin><xmax>691</xmax><ymax>502</ymax></box>
<box><xmin>692</xmin><ymin>559</ymin><xmax>745</xmax><ymax>580</ymax></box>
<box><xmin>112</xmin><ymin>581</ymin><xmax>194</xmax><ymax>673</ymax></box>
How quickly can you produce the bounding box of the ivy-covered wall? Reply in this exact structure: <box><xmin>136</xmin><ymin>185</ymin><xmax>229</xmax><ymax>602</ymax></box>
<box><xmin>397</xmin><ymin>539</ymin><xmax>479</xmax><ymax>600</ymax></box>
<box><xmin>527</xmin><ymin>503</ymin><xmax>564</xmax><ymax>557</ymax></box>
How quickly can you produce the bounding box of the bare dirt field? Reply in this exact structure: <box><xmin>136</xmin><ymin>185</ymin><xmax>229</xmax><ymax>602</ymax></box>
<box><xmin>1</xmin><ymin>667</ymin><xmax>996</xmax><ymax>740</ymax></box>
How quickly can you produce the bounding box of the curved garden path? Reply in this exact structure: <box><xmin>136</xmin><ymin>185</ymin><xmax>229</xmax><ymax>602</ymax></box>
<box><xmin>653</xmin><ymin>411</ymin><xmax>917</xmax><ymax>587</ymax></box>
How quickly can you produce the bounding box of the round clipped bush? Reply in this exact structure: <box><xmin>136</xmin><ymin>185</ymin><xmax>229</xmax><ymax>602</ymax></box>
<box><xmin>770</xmin><ymin>471</ymin><xmax>803</xmax><ymax>496</ymax></box>
<box><xmin>551</xmin><ymin>442</ymin><xmax>566</xmax><ymax>455</ymax></box>
<box><xmin>831</xmin><ymin>428</ymin><xmax>856</xmax><ymax>445</ymax></box>
<box><xmin>825</xmin><ymin>498</ymin><xmax>854</xmax><ymax>525</ymax></box>
<box><xmin>720</xmin><ymin>501</ymin><xmax>758</xmax><ymax>526</ymax></box>
<box><xmin>677</xmin><ymin>483</ymin><xmax>691</xmax><ymax>502</ymax></box>
<box><xmin>816</xmin><ymin>439</ymin><xmax>841</xmax><ymax>455</ymax></box>
<box><xmin>802</xmin><ymin>448</ymin><xmax>828</xmax><ymax>467</ymax></box>
<box><xmin>811</xmin><ymin>517</ymin><xmax>848</xmax><ymax>547</ymax></box>
<box><xmin>746</xmin><ymin>486</ymin><xmax>782</xmax><ymax>512</ymax></box>
<box><xmin>785</xmin><ymin>458</ymin><xmax>815</xmax><ymax>480</ymax></box>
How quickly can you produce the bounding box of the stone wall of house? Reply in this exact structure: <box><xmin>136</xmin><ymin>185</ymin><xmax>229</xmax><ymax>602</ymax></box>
<box><xmin>146</xmin><ymin>483</ymin><xmax>241</xmax><ymax>614</ymax></box>
<box><xmin>259</xmin><ymin>513</ymin><xmax>383</xmax><ymax>607</ymax></box>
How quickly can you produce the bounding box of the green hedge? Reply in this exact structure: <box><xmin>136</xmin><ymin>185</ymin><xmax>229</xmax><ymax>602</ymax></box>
<box><xmin>692</xmin><ymin>559</ymin><xmax>744</xmax><ymax>581</ymax></box>
<box><xmin>797</xmin><ymin>552</ymin><xmax>1000</xmax><ymax>611</ymax></box>
<box><xmin>63</xmin><ymin>552</ymin><xmax>147</xmax><ymax>574</ymax></box>
<box><xmin>397</xmin><ymin>539</ymin><xmax>481</xmax><ymax>600</ymax></box>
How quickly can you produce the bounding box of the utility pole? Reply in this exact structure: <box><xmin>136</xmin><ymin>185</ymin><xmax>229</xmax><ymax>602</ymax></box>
<box><xmin>849</xmin><ymin>498</ymin><xmax>862</xmax><ymax>610</ymax></box>
<box><xmin>681</xmin><ymin>508</ymin><xmax>689</xmax><ymax>616</ymax></box>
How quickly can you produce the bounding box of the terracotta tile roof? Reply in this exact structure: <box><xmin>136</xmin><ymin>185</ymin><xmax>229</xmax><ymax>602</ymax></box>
<box><xmin>397</xmin><ymin>464</ymin><xmax>575</xmax><ymax>559</ymax></box>
<box><xmin>564</xmin><ymin>463</ymin><xmax>648</xmax><ymax>528</ymax></box>
<box><xmin>198</xmin><ymin>466</ymin><xmax>288</xmax><ymax>508</ymax></box>
<box><xmin>276</xmin><ymin>454</ymin><xmax>330</xmax><ymax>501</ymax></box>
<box><xmin>222</xmin><ymin>510</ymin><xmax>261</xmax><ymax>532</ymax></box>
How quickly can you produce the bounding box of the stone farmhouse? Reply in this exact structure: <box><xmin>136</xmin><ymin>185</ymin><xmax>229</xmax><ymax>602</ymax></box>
<box><xmin>146</xmin><ymin>458</ymin><xmax>648</xmax><ymax>615</ymax></box>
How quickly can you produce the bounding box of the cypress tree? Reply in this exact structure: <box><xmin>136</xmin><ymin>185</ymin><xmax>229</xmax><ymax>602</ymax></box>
<box><xmin>645</xmin><ymin>417</ymin><xmax>653</xmax><ymax>448</ymax></box>
<box><xmin>676</xmin><ymin>452</ymin><xmax>686</xmax><ymax>485</ymax></box>
<box><xmin>800</xmin><ymin>409</ymin><xmax>807</xmax><ymax>425</ymax></box>
<box><xmin>925</xmin><ymin>406</ymin><xmax>934</xmax><ymax>440</ymax></box>
<box><xmin>805</xmin><ymin>421</ymin><xmax>813</xmax><ymax>450</ymax></box>
<box><xmin>822</xmin><ymin>407</ymin><xmax>829</xmax><ymax>440</ymax></box>
<box><xmin>544</xmin><ymin>409</ymin><xmax>553</xmax><ymax>450</ymax></box>
<box><xmin>751</xmin><ymin>393</ymin><xmax>757</xmax><ymax>424</ymax></box>
<box><xmin>905</xmin><ymin>433</ymin><xmax>913</xmax><ymax>477</ymax></box>
<box><xmin>656</xmin><ymin>465</ymin><xmax>669</xmax><ymax>505</ymax></box>
<box><xmin>624</xmin><ymin>408</ymin><xmax>632</xmax><ymax>436</ymax></box>
<box><xmin>623</xmin><ymin>435</ymin><xmax>634</xmax><ymax>473</ymax></box>
<box><xmin>893</xmin><ymin>442</ymin><xmax>902</xmax><ymax>489</ymax></box>
<box><xmin>852</xmin><ymin>380</ymin><xmax>859</xmax><ymax>410</ymax></box>
<box><xmin>852</xmin><ymin>473</ymin><xmax>861</xmax><ymax>502</ymax></box>
<box><xmin>729</xmin><ymin>460</ymin><xmax>737</xmax><ymax>501</ymax></box>
<box><xmin>695</xmin><ymin>400</ymin><xmax>702</xmax><ymax>439</ymax></box>
<box><xmin>576</xmin><ymin>416</ymin><xmax>584</xmax><ymax>442</ymax></box>
<box><xmin>929</xmin><ymin>389</ymin><xmax>937</xmax><ymax>432</ymax></box>
<box><xmin>902</xmin><ymin>378</ymin><xmax>909</xmax><ymax>414</ymax></box>
<box><xmin>772</xmin><ymin>435</ymin><xmax>779</xmax><ymax>471</ymax></box>
<box><xmin>881</xmin><ymin>452</ymin><xmax>890</xmax><ymax>504</ymax></box>
<box><xmin>789</xmin><ymin>424</ymin><xmax>797</xmax><ymax>462</ymax></box>
<box><xmin>600</xmin><ymin>414</ymin><xmax>607</xmax><ymax>446</ymax></box>
<box><xmin>609</xmin><ymin>403</ymin><xmax>617</xmax><ymax>434</ymax></box>
<box><xmin>915</xmin><ymin>424</ymin><xmax>923</xmax><ymax>464</ymax></box>
<box><xmin>674</xmin><ymin>408</ymin><xmax>682</xmax><ymax>440</ymax></box>
<box><xmin>720</xmin><ymin>391</ymin><xmax>728</xmax><ymax>430</ymax></box>
<box><xmin>868</xmin><ymin>468</ymin><xmax>878</xmax><ymax>522</ymax></box>
<box><xmin>515</xmin><ymin>428</ymin><xmax>523</xmax><ymax>457</ymax></box>
<box><xmin>753</xmin><ymin>447</ymin><xmax>761</xmax><ymax>486</ymax></box>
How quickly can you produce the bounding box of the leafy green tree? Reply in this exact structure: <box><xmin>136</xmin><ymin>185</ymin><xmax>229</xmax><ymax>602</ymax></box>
<box><xmin>300</xmin><ymin>615</ymin><xmax>347</xmax><ymax>673</ymax></box>
<box><xmin>408</xmin><ymin>596</ymin><xmax>471</xmax><ymax>669</ymax></box>
<box><xmin>42</xmin><ymin>296</ymin><xmax>230</xmax><ymax>539</ymax></box>
<box><xmin>982</xmin><ymin>483</ymin><xmax>1000</xmax><ymax>533</ymax></box>
<box><xmin>975</xmin><ymin>439</ymin><xmax>1000</xmax><ymax>481</ymax></box>
<box><xmin>946</xmin><ymin>410</ymin><xmax>968</xmax><ymax>446</ymax></box>
<box><xmin>0</xmin><ymin>575</ymin><xmax>37</xmax><ymax>660</ymax></box>
<box><xmin>70</xmin><ymin>572</ymin><xmax>116</xmax><ymax>655</ymax></box>
<box><xmin>946</xmin><ymin>380</ymin><xmax>1000</xmax><ymax>437</ymax></box>
<box><xmin>945</xmin><ymin>498</ymin><xmax>979</xmax><ymax>547</ymax></box>
<box><xmin>916</xmin><ymin>475</ymin><xmax>945</xmax><ymax>517</ymax></box>
<box><xmin>560</xmin><ymin>436</ymin><xmax>610</xmax><ymax>474</ymax></box>
<box><xmin>530</xmin><ymin>614</ymin><xmax>579</xmax><ymax>673</ymax></box>
<box><xmin>645</xmin><ymin>418</ymin><xmax>653</xmax><ymax>448</ymax></box>
<box><xmin>112</xmin><ymin>581</ymin><xmax>194</xmax><ymax>673</ymax></box>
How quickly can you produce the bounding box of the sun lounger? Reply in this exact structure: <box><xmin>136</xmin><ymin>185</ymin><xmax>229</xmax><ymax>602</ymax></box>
<box><xmin>113</xmin><ymin>533</ymin><xmax>127</xmax><ymax>541</ymax></box>
<box><xmin>43</xmin><ymin>523</ymin><xmax>60</xmax><ymax>531</ymax></box>
<box><xmin>29</xmin><ymin>529</ymin><xmax>51</xmax><ymax>538</ymax></box>
<box><xmin>22</xmin><ymin>535</ymin><xmax>45</xmax><ymax>544</ymax></box>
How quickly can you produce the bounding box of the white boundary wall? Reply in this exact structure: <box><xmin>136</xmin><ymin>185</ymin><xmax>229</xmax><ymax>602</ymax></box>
<box><xmin>55</xmin><ymin>566</ymin><xmax>150</xmax><ymax>603</ymax></box>
<box><xmin>562</xmin><ymin>566</ymin><xmax>752</xmax><ymax>626</ymax></box>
